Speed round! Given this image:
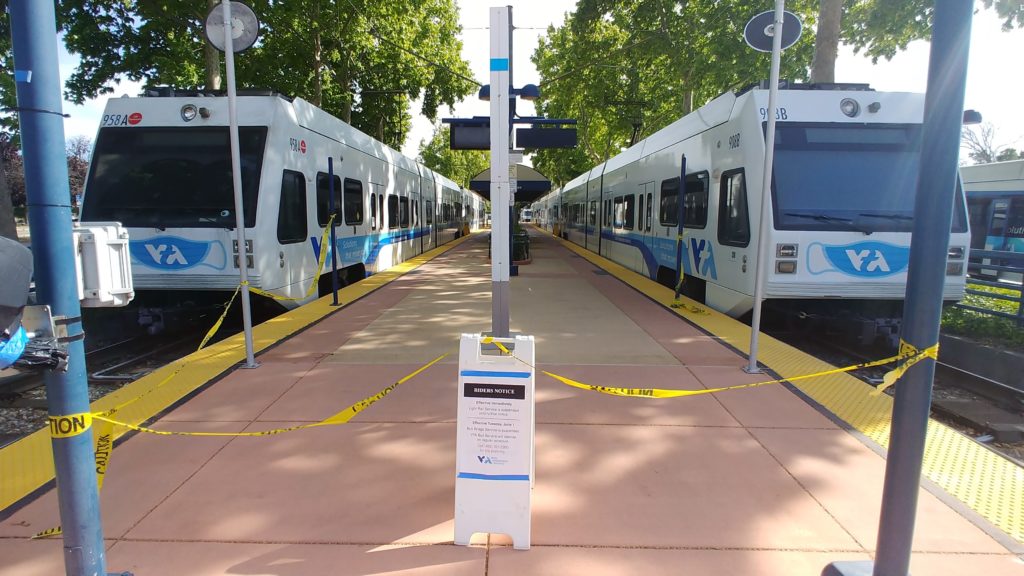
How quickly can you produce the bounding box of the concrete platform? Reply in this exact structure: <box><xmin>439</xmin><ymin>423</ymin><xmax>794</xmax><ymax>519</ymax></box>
<box><xmin>2</xmin><ymin>232</ymin><xmax>1022</xmax><ymax>575</ymax></box>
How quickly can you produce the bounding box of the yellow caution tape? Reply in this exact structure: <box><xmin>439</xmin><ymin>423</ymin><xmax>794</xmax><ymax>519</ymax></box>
<box><xmin>873</xmin><ymin>340</ymin><xmax>939</xmax><ymax>396</ymax></box>
<box><xmin>94</xmin><ymin>351</ymin><xmax>447</xmax><ymax>438</ymax></box>
<box><xmin>48</xmin><ymin>413</ymin><xmax>92</xmax><ymax>439</ymax></box>
<box><xmin>247</xmin><ymin>214</ymin><xmax>335</xmax><ymax>303</ymax></box>
<box><xmin>32</xmin><ymin>352</ymin><xmax>447</xmax><ymax>538</ymax></box>
<box><xmin>487</xmin><ymin>335</ymin><xmax>931</xmax><ymax>400</ymax></box>
<box><xmin>34</xmin><ymin>416</ymin><xmax>116</xmax><ymax>538</ymax></box>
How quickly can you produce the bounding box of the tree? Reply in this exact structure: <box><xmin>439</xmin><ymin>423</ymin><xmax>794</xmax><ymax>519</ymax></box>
<box><xmin>961</xmin><ymin>122</ymin><xmax>1022</xmax><ymax>165</ymax></box>
<box><xmin>417</xmin><ymin>125</ymin><xmax>489</xmax><ymax>190</ymax></box>
<box><xmin>58</xmin><ymin>0</ymin><xmax>477</xmax><ymax>149</ymax></box>
<box><xmin>66</xmin><ymin>135</ymin><xmax>92</xmax><ymax>204</ymax></box>
<box><xmin>530</xmin><ymin>0</ymin><xmax>818</xmax><ymax>186</ymax></box>
<box><xmin>0</xmin><ymin>0</ymin><xmax>17</xmax><ymax>240</ymax></box>
<box><xmin>810</xmin><ymin>0</ymin><xmax>1024</xmax><ymax>83</ymax></box>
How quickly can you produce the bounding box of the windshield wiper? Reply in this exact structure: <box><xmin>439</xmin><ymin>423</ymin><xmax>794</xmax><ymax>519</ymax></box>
<box><xmin>857</xmin><ymin>213</ymin><xmax>913</xmax><ymax>221</ymax></box>
<box><xmin>784</xmin><ymin>212</ymin><xmax>853</xmax><ymax>223</ymax></box>
<box><xmin>784</xmin><ymin>212</ymin><xmax>873</xmax><ymax>234</ymax></box>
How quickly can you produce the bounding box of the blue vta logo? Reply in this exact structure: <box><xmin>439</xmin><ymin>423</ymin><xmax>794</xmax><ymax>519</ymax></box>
<box><xmin>130</xmin><ymin>237</ymin><xmax>226</xmax><ymax>271</ymax></box>
<box><xmin>807</xmin><ymin>241</ymin><xmax>909</xmax><ymax>277</ymax></box>
<box><xmin>477</xmin><ymin>455</ymin><xmax>494</xmax><ymax>464</ymax></box>
<box><xmin>690</xmin><ymin>238</ymin><xmax>718</xmax><ymax>280</ymax></box>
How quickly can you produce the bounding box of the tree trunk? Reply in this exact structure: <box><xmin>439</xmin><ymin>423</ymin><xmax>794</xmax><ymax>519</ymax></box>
<box><xmin>313</xmin><ymin>29</ymin><xmax>323</xmax><ymax>107</ymax></box>
<box><xmin>0</xmin><ymin>158</ymin><xmax>18</xmax><ymax>241</ymax></box>
<box><xmin>312</xmin><ymin>1</ymin><xmax>323</xmax><ymax>107</ymax></box>
<box><xmin>204</xmin><ymin>0</ymin><xmax>222</xmax><ymax>90</ymax></box>
<box><xmin>810</xmin><ymin>0</ymin><xmax>843</xmax><ymax>83</ymax></box>
<box><xmin>340</xmin><ymin>57</ymin><xmax>352</xmax><ymax>123</ymax></box>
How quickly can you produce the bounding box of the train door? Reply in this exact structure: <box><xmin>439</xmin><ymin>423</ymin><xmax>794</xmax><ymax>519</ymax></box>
<box><xmin>277</xmin><ymin>169</ymin><xmax>311</xmax><ymax>294</ymax></box>
<box><xmin>369</xmin><ymin>182</ymin><xmax>387</xmax><ymax>272</ymax></box>
<box><xmin>638</xmin><ymin>182</ymin><xmax>654</xmax><ymax>276</ymax></box>
<box><xmin>709</xmin><ymin>168</ymin><xmax>753</xmax><ymax>315</ymax></box>
<box><xmin>586</xmin><ymin>178</ymin><xmax>600</xmax><ymax>251</ymax></box>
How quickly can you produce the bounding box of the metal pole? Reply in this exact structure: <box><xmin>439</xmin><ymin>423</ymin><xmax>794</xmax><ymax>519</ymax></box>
<box><xmin>873</xmin><ymin>1</ymin><xmax>973</xmax><ymax>574</ymax></box>
<box><xmin>9</xmin><ymin>2</ymin><xmax>108</xmax><ymax>574</ymax></box>
<box><xmin>328</xmin><ymin>157</ymin><xmax>340</xmax><ymax>305</ymax></box>
<box><xmin>674</xmin><ymin>155</ymin><xmax>688</xmax><ymax>300</ymax></box>
<box><xmin>223</xmin><ymin>0</ymin><xmax>258</xmax><ymax>367</ymax></box>
<box><xmin>489</xmin><ymin>6</ymin><xmax>512</xmax><ymax>337</ymax></box>
<box><xmin>745</xmin><ymin>0</ymin><xmax>786</xmax><ymax>374</ymax></box>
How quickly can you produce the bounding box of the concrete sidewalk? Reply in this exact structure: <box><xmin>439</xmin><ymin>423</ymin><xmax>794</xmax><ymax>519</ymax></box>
<box><xmin>1</xmin><ymin>232</ymin><xmax>1020</xmax><ymax>575</ymax></box>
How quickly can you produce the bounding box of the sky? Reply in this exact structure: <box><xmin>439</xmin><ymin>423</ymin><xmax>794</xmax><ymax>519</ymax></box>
<box><xmin>57</xmin><ymin>1</ymin><xmax>1024</xmax><ymax>161</ymax></box>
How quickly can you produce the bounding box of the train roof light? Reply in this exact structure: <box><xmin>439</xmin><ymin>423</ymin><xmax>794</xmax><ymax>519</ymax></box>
<box><xmin>180</xmin><ymin>104</ymin><xmax>198</xmax><ymax>122</ymax></box>
<box><xmin>840</xmin><ymin>98</ymin><xmax>860</xmax><ymax>118</ymax></box>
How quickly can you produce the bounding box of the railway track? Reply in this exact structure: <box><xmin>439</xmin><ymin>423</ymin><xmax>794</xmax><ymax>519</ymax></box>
<box><xmin>768</xmin><ymin>328</ymin><xmax>1024</xmax><ymax>466</ymax></box>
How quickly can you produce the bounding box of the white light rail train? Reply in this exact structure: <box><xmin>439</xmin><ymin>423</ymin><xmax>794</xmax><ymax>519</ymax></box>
<box><xmin>81</xmin><ymin>89</ymin><xmax>484</xmax><ymax>313</ymax></box>
<box><xmin>533</xmin><ymin>82</ymin><xmax>970</xmax><ymax>345</ymax></box>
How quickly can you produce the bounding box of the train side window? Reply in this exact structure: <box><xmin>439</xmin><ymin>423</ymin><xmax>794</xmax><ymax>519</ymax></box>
<box><xmin>426</xmin><ymin>200</ymin><xmax>433</xmax><ymax>224</ymax></box>
<box><xmin>646</xmin><ymin>192</ymin><xmax>652</xmax><ymax>231</ymax></box>
<box><xmin>377</xmin><ymin>194</ymin><xmax>384</xmax><ymax>229</ymax></box>
<box><xmin>370</xmin><ymin>192</ymin><xmax>377</xmax><ymax>230</ymax></box>
<box><xmin>718</xmin><ymin>169</ymin><xmax>750</xmax><ymax>247</ymax></box>
<box><xmin>388</xmin><ymin>195</ymin><xmax>399</xmax><ymax>229</ymax></box>
<box><xmin>343</xmin><ymin>178</ymin><xmax>363</xmax><ymax>225</ymax></box>
<box><xmin>589</xmin><ymin>200</ymin><xmax>597</xmax><ymax>227</ymax></box>
<box><xmin>413</xmin><ymin>200</ymin><xmax>419</xmax><ymax>227</ymax></box>
<box><xmin>315</xmin><ymin>172</ymin><xmax>342</xmax><ymax>227</ymax></box>
<box><xmin>684</xmin><ymin>171</ymin><xmax>709</xmax><ymax>229</ymax></box>
<box><xmin>660</xmin><ymin>178</ymin><xmax>680</xmax><ymax>226</ymax></box>
<box><xmin>277</xmin><ymin>170</ymin><xmax>307</xmax><ymax>244</ymax></box>
<box><xmin>613</xmin><ymin>196</ymin><xmax>624</xmax><ymax>228</ymax></box>
<box><xmin>604</xmin><ymin>199</ymin><xmax>612</xmax><ymax>227</ymax></box>
<box><xmin>638</xmin><ymin>194</ymin><xmax>644</xmax><ymax>231</ymax></box>
<box><xmin>399</xmin><ymin>196</ymin><xmax>410</xmax><ymax>228</ymax></box>
<box><xmin>623</xmin><ymin>194</ymin><xmax>636</xmax><ymax>230</ymax></box>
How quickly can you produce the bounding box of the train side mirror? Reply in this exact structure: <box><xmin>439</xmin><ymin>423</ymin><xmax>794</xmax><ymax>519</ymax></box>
<box><xmin>0</xmin><ymin>237</ymin><xmax>33</xmax><ymax>369</ymax></box>
<box><xmin>0</xmin><ymin>236</ymin><xmax>32</xmax><ymax>335</ymax></box>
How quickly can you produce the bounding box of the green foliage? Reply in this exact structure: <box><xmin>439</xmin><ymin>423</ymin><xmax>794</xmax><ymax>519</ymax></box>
<box><xmin>57</xmin><ymin>0</ymin><xmax>476</xmax><ymax>149</ymax></box>
<box><xmin>942</xmin><ymin>284</ymin><xmax>1024</xmax><ymax>348</ymax></box>
<box><xmin>417</xmin><ymin>125</ymin><xmax>489</xmax><ymax>189</ymax></box>
<box><xmin>529</xmin><ymin>0</ymin><xmax>818</xmax><ymax>186</ymax></box>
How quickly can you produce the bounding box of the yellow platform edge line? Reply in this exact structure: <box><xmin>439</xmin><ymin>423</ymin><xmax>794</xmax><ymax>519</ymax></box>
<box><xmin>551</xmin><ymin>233</ymin><xmax>1024</xmax><ymax>544</ymax></box>
<box><xmin>0</xmin><ymin>233</ymin><xmax>479</xmax><ymax>513</ymax></box>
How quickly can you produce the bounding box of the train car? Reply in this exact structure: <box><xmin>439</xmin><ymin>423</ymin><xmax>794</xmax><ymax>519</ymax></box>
<box><xmin>536</xmin><ymin>82</ymin><xmax>971</xmax><ymax>345</ymax></box>
<box><xmin>80</xmin><ymin>89</ymin><xmax>482</xmax><ymax>311</ymax></box>
<box><xmin>962</xmin><ymin>159</ymin><xmax>1024</xmax><ymax>282</ymax></box>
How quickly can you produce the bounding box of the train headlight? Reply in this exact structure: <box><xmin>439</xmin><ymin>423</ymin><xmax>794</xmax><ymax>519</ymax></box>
<box><xmin>180</xmin><ymin>104</ymin><xmax>199</xmax><ymax>122</ymax></box>
<box><xmin>776</xmin><ymin>260</ymin><xmax>797</xmax><ymax>274</ymax></box>
<box><xmin>946</xmin><ymin>262</ymin><xmax>964</xmax><ymax>276</ymax></box>
<box><xmin>947</xmin><ymin>246</ymin><xmax>965</xmax><ymax>259</ymax></box>
<box><xmin>776</xmin><ymin>243</ymin><xmax>798</xmax><ymax>258</ymax></box>
<box><xmin>840</xmin><ymin>98</ymin><xmax>860</xmax><ymax>118</ymax></box>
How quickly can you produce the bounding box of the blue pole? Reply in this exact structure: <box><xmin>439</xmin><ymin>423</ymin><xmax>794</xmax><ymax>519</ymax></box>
<box><xmin>874</xmin><ymin>2</ymin><xmax>974</xmax><ymax>575</ymax></box>
<box><xmin>9</xmin><ymin>2</ymin><xmax>108</xmax><ymax>575</ymax></box>
<box><xmin>674</xmin><ymin>155</ymin><xmax>687</xmax><ymax>300</ymax></box>
<box><xmin>328</xmin><ymin>157</ymin><xmax>340</xmax><ymax>305</ymax></box>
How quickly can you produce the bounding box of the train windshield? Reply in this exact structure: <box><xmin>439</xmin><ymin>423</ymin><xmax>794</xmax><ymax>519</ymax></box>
<box><xmin>82</xmin><ymin>126</ymin><xmax>268</xmax><ymax>228</ymax></box>
<box><xmin>771</xmin><ymin>123</ymin><xmax>967</xmax><ymax>233</ymax></box>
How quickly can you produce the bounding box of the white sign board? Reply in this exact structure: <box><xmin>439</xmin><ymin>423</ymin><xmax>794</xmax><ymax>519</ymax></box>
<box><xmin>454</xmin><ymin>333</ymin><xmax>535</xmax><ymax>550</ymax></box>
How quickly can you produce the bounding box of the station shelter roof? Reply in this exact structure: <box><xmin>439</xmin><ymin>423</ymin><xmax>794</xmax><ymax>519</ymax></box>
<box><xmin>469</xmin><ymin>164</ymin><xmax>551</xmax><ymax>204</ymax></box>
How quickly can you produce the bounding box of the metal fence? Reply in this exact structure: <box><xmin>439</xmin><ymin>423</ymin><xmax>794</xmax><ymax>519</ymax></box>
<box><xmin>959</xmin><ymin>249</ymin><xmax>1024</xmax><ymax>328</ymax></box>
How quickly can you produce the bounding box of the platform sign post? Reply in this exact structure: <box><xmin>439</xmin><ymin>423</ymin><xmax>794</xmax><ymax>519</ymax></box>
<box><xmin>454</xmin><ymin>334</ymin><xmax>535</xmax><ymax>550</ymax></box>
<box><xmin>743</xmin><ymin>3</ymin><xmax>802</xmax><ymax>374</ymax></box>
<box><xmin>206</xmin><ymin>0</ymin><xmax>260</xmax><ymax>368</ymax></box>
<box><xmin>490</xmin><ymin>6</ymin><xmax>513</xmax><ymax>337</ymax></box>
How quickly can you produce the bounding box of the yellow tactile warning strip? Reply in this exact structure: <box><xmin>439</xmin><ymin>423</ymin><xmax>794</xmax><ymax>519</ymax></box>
<box><xmin>554</xmin><ymin>235</ymin><xmax>1024</xmax><ymax>544</ymax></box>
<box><xmin>0</xmin><ymin>233</ymin><xmax>478</xmax><ymax>513</ymax></box>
